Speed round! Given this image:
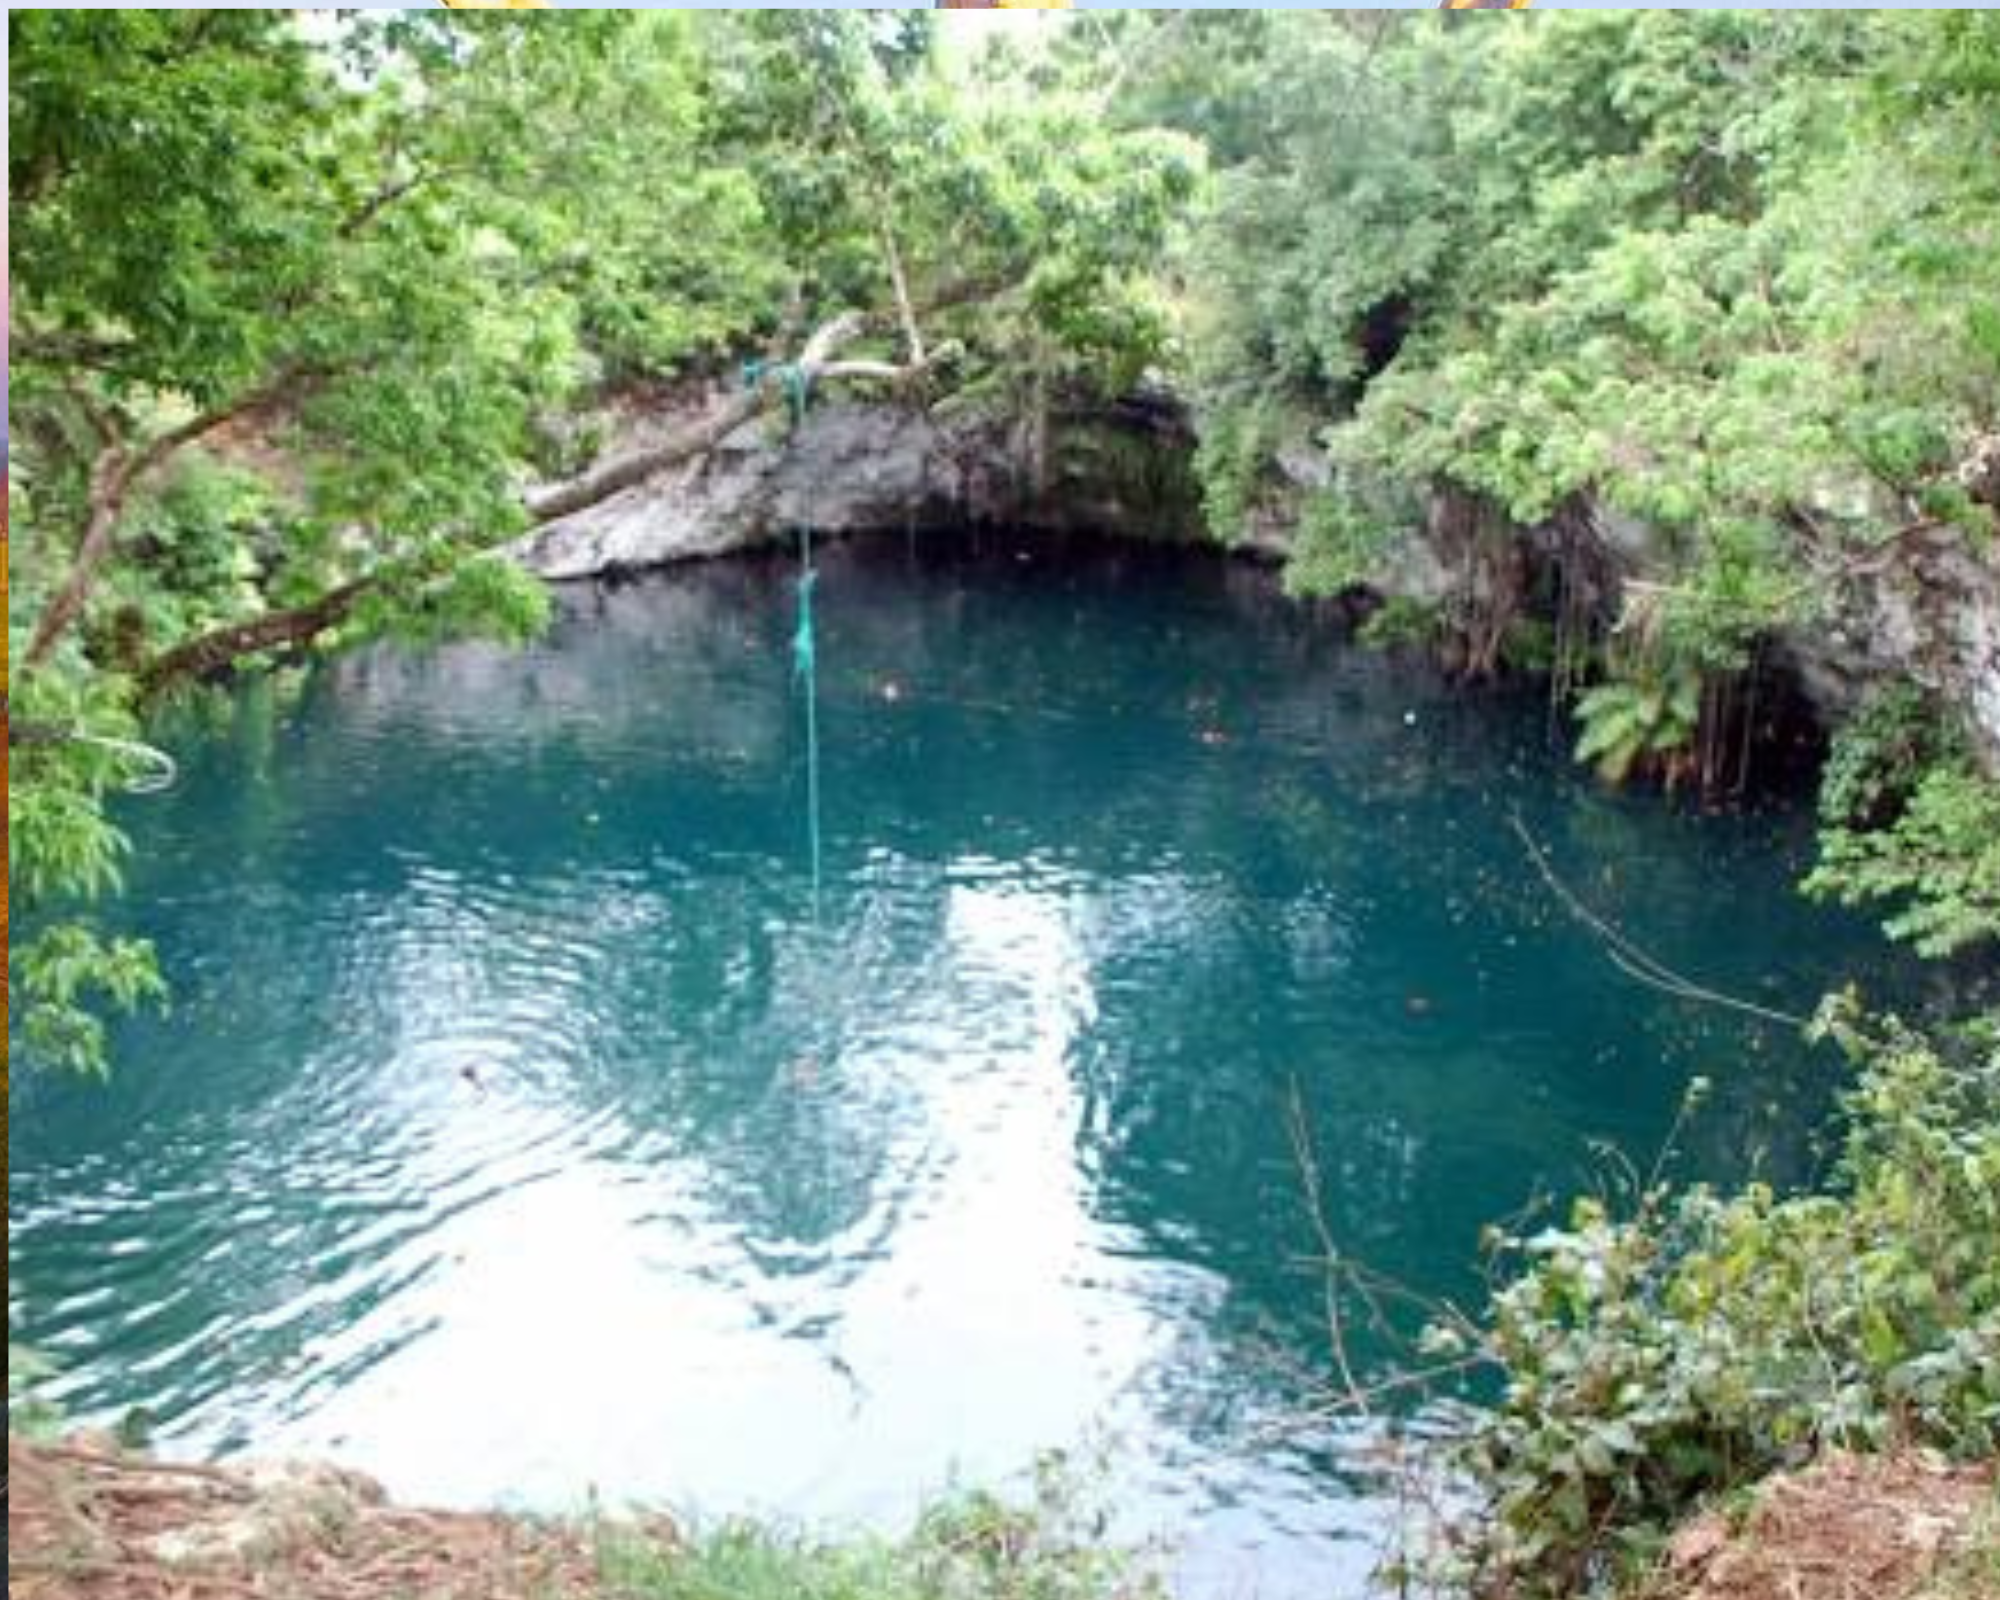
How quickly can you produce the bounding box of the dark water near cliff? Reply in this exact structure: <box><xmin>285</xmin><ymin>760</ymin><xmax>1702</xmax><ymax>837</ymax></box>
<box><xmin>10</xmin><ymin>538</ymin><xmax>1910</xmax><ymax>1595</ymax></box>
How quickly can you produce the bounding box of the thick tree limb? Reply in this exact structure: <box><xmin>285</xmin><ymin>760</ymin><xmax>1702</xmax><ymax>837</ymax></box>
<box><xmin>526</xmin><ymin>275</ymin><xmax>1002</xmax><ymax>517</ymax></box>
<box><xmin>878</xmin><ymin>226</ymin><xmax>925</xmax><ymax>369</ymax></box>
<box><xmin>522</xmin><ymin>386</ymin><xmax>770</xmax><ymax>524</ymax></box>
<box><xmin>128</xmin><ymin>287</ymin><xmax>995</xmax><ymax>691</ymax></box>
<box><xmin>142</xmin><ymin>309</ymin><xmax>934</xmax><ymax>688</ymax></box>
<box><xmin>339</xmin><ymin>162</ymin><xmax>460</xmax><ymax>239</ymax></box>
<box><xmin>526</xmin><ymin>283</ymin><xmax>1001</xmax><ymax>526</ymax></box>
<box><xmin>7</xmin><ymin>719</ymin><xmax>81</xmax><ymax>749</ymax></box>
<box><xmin>23</xmin><ymin>452</ymin><xmax>148</xmax><ymax>671</ymax></box>
<box><xmin>138</xmin><ymin>574</ymin><xmax>381</xmax><ymax>692</ymax></box>
<box><xmin>815</xmin><ymin>359</ymin><xmax>925</xmax><ymax>384</ymax></box>
<box><xmin>524</xmin><ymin>277</ymin><xmax>1011</xmax><ymax>524</ymax></box>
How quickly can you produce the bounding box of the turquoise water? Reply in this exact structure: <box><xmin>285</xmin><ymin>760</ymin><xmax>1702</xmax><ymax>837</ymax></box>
<box><xmin>10</xmin><ymin>538</ymin><xmax>1904</xmax><ymax>1595</ymax></box>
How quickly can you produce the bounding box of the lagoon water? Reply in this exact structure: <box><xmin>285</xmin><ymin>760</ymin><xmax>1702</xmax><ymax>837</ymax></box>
<box><xmin>9</xmin><ymin>538</ymin><xmax>1902</xmax><ymax>1596</ymax></box>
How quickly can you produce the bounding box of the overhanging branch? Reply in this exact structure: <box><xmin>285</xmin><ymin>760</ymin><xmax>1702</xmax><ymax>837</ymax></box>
<box><xmin>139</xmin><ymin>574</ymin><xmax>382</xmax><ymax>693</ymax></box>
<box><xmin>106</xmin><ymin>283</ymin><xmax>1001</xmax><ymax>691</ymax></box>
<box><xmin>524</xmin><ymin>306</ymin><xmax>933</xmax><ymax>525</ymax></box>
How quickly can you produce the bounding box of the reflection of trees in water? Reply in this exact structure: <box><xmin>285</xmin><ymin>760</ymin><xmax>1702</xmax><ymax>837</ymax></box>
<box><xmin>560</xmin><ymin>864</ymin><xmax>952</xmax><ymax>1280</ymax></box>
<box><xmin>331</xmin><ymin>570</ymin><xmax>796</xmax><ymax>768</ymax></box>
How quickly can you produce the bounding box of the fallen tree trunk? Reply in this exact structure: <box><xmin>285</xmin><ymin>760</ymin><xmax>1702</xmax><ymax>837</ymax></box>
<box><xmin>522</xmin><ymin>384</ymin><xmax>768</xmax><ymax>525</ymax></box>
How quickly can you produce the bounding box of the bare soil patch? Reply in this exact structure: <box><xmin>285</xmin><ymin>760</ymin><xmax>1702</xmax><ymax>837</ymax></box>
<box><xmin>1655</xmin><ymin>1452</ymin><xmax>1998</xmax><ymax>1600</ymax></box>
<box><xmin>8</xmin><ymin>1435</ymin><xmax>619</xmax><ymax>1600</ymax></box>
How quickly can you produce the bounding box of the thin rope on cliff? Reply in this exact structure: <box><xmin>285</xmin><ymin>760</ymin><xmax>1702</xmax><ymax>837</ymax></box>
<box><xmin>744</xmin><ymin>359</ymin><xmax>813</xmax><ymax>428</ymax></box>
<box><xmin>1508</xmin><ymin>811</ymin><xmax>1810</xmax><ymax>1031</ymax></box>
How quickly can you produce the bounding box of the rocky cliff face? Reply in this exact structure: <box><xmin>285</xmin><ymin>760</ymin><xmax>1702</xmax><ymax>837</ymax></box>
<box><xmin>519</xmin><ymin>386</ymin><xmax>1997</xmax><ymax>765</ymax></box>
<box><xmin>516</xmin><ymin>389</ymin><xmax>1202</xmax><ymax>582</ymax></box>
<box><xmin>1579</xmin><ymin>515</ymin><xmax>2000</xmax><ymax>771</ymax></box>
<box><xmin>1249</xmin><ymin>449</ymin><xmax>2000</xmax><ymax>767</ymax></box>
<box><xmin>1800</xmin><ymin>526</ymin><xmax>2000</xmax><ymax>771</ymax></box>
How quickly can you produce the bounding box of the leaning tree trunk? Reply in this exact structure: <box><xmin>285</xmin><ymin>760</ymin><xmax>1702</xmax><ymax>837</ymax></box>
<box><xmin>523</xmin><ymin>310</ymin><xmax>919</xmax><ymax>524</ymax></box>
<box><xmin>138</xmin><ymin>576</ymin><xmax>381</xmax><ymax>692</ymax></box>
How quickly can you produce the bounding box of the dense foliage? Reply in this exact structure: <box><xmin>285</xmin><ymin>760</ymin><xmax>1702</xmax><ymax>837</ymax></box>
<box><xmin>1133</xmin><ymin>9</ymin><xmax>2000</xmax><ymax>850</ymax></box>
<box><xmin>1805</xmin><ymin>687</ymin><xmax>2000</xmax><ymax>957</ymax></box>
<box><xmin>1436</xmin><ymin>1004</ymin><xmax>2000</xmax><ymax>1595</ymax></box>
<box><xmin>1160</xmin><ymin>12</ymin><xmax>1997</xmax><ymax>579</ymax></box>
<box><xmin>1101</xmin><ymin>17</ymin><xmax>2000</xmax><ymax>1590</ymax></box>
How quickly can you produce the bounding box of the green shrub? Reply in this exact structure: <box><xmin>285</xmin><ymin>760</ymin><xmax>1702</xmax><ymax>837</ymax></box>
<box><xmin>1498</xmin><ymin>617</ymin><xmax>1559</xmax><ymax>676</ymax></box>
<box><xmin>1572</xmin><ymin>668</ymin><xmax>1702</xmax><ymax>787</ymax></box>
<box><xmin>1357</xmin><ymin>596</ymin><xmax>1446</xmax><ymax>651</ymax></box>
<box><xmin>1283</xmin><ymin>487</ymin><xmax>1398</xmax><ymax>599</ymax></box>
<box><xmin>1806</xmin><ymin>692</ymin><xmax>2000</xmax><ymax>956</ymax></box>
<box><xmin>1448</xmin><ymin>1003</ymin><xmax>2000</xmax><ymax>1596</ymax></box>
<box><xmin>1193</xmin><ymin>396</ymin><xmax>1292</xmax><ymax>547</ymax></box>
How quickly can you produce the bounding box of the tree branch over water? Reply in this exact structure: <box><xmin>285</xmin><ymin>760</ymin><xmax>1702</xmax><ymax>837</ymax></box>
<box><xmin>522</xmin><ymin>292</ymin><xmax>973</xmax><ymax>526</ymax></box>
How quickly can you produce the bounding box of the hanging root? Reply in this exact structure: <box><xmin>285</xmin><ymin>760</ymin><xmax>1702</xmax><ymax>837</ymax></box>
<box><xmin>1508</xmin><ymin>812</ymin><xmax>1811</xmax><ymax>1030</ymax></box>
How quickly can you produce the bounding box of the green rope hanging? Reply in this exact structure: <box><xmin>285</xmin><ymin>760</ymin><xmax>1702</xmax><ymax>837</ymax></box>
<box><xmin>744</xmin><ymin>356</ymin><xmax>823</xmax><ymax>913</ymax></box>
<box><xmin>793</xmin><ymin>523</ymin><xmax>824</xmax><ymax>917</ymax></box>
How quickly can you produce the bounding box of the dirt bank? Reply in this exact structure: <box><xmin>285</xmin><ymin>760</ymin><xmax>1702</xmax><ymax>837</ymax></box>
<box><xmin>1651</xmin><ymin>1452</ymin><xmax>1997</xmax><ymax>1600</ymax></box>
<box><xmin>9</xmin><ymin>1435</ymin><xmax>1995</xmax><ymax>1600</ymax></box>
<box><xmin>6</xmin><ymin>1435</ymin><xmax>627</xmax><ymax>1600</ymax></box>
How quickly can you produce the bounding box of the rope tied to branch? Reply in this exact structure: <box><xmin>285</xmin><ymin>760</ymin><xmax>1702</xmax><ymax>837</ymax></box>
<box><xmin>742</xmin><ymin>359</ymin><xmax>813</xmax><ymax>427</ymax></box>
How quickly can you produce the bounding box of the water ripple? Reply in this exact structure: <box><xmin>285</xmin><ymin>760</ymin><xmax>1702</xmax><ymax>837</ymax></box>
<box><xmin>12</xmin><ymin>541</ymin><xmax>1912</xmax><ymax>1599</ymax></box>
